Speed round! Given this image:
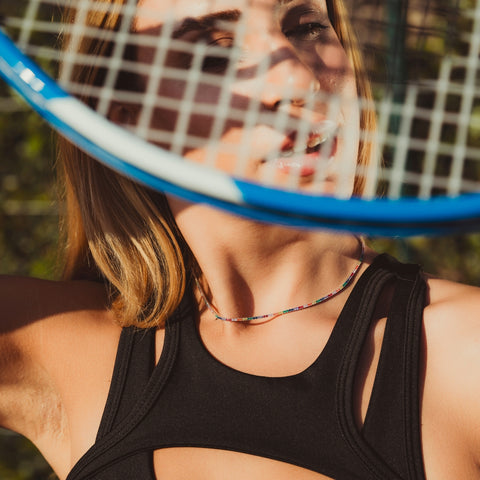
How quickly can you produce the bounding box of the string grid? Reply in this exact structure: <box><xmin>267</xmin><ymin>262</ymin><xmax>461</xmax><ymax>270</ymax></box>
<box><xmin>2</xmin><ymin>0</ymin><xmax>479</xmax><ymax>200</ymax></box>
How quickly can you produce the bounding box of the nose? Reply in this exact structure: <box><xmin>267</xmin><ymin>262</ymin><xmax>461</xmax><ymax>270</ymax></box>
<box><xmin>256</xmin><ymin>34</ymin><xmax>321</xmax><ymax>111</ymax></box>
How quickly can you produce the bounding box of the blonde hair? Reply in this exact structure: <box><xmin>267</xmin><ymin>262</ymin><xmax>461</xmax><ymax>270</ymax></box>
<box><xmin>327</xmin><ymin>0</ymin><xmax>376</xmax><ymax>195</ymax></box>
<box><xmin>58</xmin><ymin>0</ymin><xmax>374</xmax><ymax>328</ymax></box>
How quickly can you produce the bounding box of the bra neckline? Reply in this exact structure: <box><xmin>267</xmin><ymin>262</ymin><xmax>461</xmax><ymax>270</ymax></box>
<box><xmin>186</xmin><ymin>253</ymin><xmax>385</xmax><ymax>381</ymax></box>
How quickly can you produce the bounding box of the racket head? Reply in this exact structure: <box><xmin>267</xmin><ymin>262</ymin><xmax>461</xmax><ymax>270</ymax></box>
<box><xmin>0</xmin><ymin>0</ymin><xmax>479</xmax><ymax>236</ymax></box>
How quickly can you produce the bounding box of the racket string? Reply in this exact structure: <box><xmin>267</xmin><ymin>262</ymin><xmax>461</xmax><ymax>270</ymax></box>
<box><xmin>2</xmin><ymin>0</ymin><xmax>480</xmax><ymax>200</ymax></box>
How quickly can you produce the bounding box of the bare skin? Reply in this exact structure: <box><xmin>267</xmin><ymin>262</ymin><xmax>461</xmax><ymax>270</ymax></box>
<box><xmin>1</xmin><ymin>214</ymin><xmax>480</xmax><ymax>479</ymax></box>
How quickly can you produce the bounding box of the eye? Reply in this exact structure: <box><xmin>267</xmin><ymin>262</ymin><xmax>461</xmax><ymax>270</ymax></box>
<box><xmin>202</xmin><ymin>36</ymin><xmax>234</xmax><ymax>73</ymax></box>
<box><xmin>283</xmin><ymin>22</ymin><xmax>328</xmax><ymax>42</ymax></box>
<box><xmin>280</xmin><ymin>4</ymin><xmax>331</xmax><ymax>43</ymax></box>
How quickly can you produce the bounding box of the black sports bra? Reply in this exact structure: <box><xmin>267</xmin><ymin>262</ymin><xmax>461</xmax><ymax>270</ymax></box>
<box><xmin>66</xmin><ymin>254</ymin><xmax>427</xmax><ymax>480</ymax></box>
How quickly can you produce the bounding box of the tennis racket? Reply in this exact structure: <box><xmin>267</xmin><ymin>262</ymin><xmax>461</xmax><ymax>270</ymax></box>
<box><xmin>0</xmin><ymin>0</ymin><xmax>479</xmax><ymax>236</ymax></box>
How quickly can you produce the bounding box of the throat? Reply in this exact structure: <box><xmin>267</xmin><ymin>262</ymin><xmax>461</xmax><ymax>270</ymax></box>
<box><xmin>195</xmin><ymin>236</ymin><xmax>365</xmax><ymax>324</ymax></box>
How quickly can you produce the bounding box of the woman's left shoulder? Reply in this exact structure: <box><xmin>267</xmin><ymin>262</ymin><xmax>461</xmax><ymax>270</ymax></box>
<box><xmin>425</xmin><ymin>275</ymin><xmax>480</xmax><ymax>318</ymax></box>
<box><xmin>424</xmin><ymin>274</ymin><xmax>480</xmax><ymax>325</ymax></box>
<box><xmin>421</xmin><ymin>275</ymin><xmax>480</xmax><ymax>464</ymax></box>
<box><xmin>422</xmin><ymin>275</ymin><xmax>480</xmax><ymax>366</ymax></box>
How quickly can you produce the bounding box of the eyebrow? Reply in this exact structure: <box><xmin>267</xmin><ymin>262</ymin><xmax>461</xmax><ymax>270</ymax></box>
<box><xmin>172</xmin><ymin>10</ymin><xmax>241</xmax><ymax>39</ymax></box>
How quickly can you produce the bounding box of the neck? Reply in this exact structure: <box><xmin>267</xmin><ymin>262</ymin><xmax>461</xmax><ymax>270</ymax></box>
<box><xmin>170</xmin><ymin>199</ymin><xmax>368</xmax><ymax>320</ymax></box>
<box><xmin>196</xmin><ymin>237</ymin><xmax>364</xmax><ymax>322</ymax></box>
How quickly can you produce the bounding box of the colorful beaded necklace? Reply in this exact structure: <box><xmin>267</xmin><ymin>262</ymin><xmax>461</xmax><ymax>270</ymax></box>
<box><xmin>195</xmin><ymin>237</ymin><xmax>365</xmax><ymax>323</ymax></box>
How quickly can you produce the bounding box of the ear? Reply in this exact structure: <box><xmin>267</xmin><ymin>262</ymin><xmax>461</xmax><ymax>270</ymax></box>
<box><xmin>109</xmin><ymin>102</ymin><xmax>139</xmax><ymax>126</ymax></box>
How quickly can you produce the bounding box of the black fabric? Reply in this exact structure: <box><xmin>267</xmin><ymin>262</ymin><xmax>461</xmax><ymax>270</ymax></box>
<box><xmin>66</xmin><ymin>254</ymin><xmax>427</xmax><ymax>480</ymax></box>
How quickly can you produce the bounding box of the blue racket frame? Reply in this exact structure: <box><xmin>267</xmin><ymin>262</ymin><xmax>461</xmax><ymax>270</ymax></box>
<box><xmin>1</xmin><ymin>29</ymin><xmax>480</xmax><ymax>237</ymax></box>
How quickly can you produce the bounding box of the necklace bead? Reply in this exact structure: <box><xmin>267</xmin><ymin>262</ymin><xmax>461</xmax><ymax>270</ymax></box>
<box><xmin>195</xmin><ymin>237</ymin><xmax>365</xmax><ymax>323</ymax></box>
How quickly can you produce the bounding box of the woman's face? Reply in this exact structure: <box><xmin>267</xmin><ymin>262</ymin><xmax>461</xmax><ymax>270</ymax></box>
<box><xmin>129</xmin><ymin>0</ymin><xmax>359</xmax><ymax>196</ymax></box>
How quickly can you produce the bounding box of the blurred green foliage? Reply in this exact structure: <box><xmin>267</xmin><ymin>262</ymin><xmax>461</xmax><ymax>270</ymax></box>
<box><xmin>0</xmin><ymin>430</ymin><xmax>57</xmax><ymax>480</ymax></box>
<box><xmin>0</xmin><ymin>83</ymin><xmax>59</xmax><ymax>279</ymax></box>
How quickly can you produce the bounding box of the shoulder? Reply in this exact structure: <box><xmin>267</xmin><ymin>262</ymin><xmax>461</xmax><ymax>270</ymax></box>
<box><xmin>0</xmin><ymin>275</ymin><xmax>118</xmax><ymax>365</ymax></box>
<box><xmin>423</xmin><ymin>276</ymin><xmax>480</xmax><ymax>360</ymax></box>
<box><xmin>423</xmin><ymin>275</ymin><xmax>480</xmax><ymax>338</ymax></box>
<box><xmin>0</xmin><ymin>273</ymin><xmax>110</xmax><ymax>313</ymax></box>
<box><xmin>0</xmin><ymin>273</ymin><xmax>120</xmax><ymax>383</ymax></box>
<box><xmin>421</xmin><ymin>275</ymin><xmax>480</xmax><ymax>465</ymax></box>
<box><xmin>0</xmin><ymin>275</ymin><xmax>121</xmax><ymax>475</ymax></box>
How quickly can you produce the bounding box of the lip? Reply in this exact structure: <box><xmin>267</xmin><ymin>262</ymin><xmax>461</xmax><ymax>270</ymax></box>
<box><xmin>259</xmin><ymin>120</ymin><xmax>339</xmax><ymax>176</ymax></box>
<box><xmin>275</xmin><ymin>136</ymin><xmax>338</xmax><ymax>177</ymax></box>
<box><xmin>279</xmin><ymin>120</ymin><xmax>339</xmax><ymax>157</ymax></box>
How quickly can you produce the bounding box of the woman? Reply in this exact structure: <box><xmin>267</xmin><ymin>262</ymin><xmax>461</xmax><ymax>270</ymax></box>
<box><xmin>1</xmin><ymin>0</ymin><xmax>480</xmax><ymax>478</ymax></box>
